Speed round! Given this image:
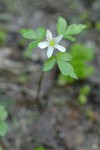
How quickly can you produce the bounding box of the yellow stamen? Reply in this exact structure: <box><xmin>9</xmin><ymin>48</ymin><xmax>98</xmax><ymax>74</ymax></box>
<box><xmin>50</xmin><ymin>40</ymin><xmax>55</xmax><ymax>46</ymax></box>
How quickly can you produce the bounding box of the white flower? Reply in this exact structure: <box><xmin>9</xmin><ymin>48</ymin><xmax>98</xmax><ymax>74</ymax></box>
<box><xmin>38</xmin><ymin>30</ymin><xmax>66</xmax><ymax>58</ymax></box>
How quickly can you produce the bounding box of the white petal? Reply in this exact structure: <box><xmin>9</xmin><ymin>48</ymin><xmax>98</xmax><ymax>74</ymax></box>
<box><xmin>47</xmin><ymin>46</ymin><xmax>54</xmax><ymax>58</ymax></box>
<box><xmin>55</xmin><ymin>44</ymin><xmax>66</xmax><ymax>52</ymax></box>
<box><xmin>46</xmin><ymin>30</ymin><xmax>52</xmax><ymax>41</ymax></box>
<box><xmin>54</xmin><ymin>35</ymin><xmax>63</xmax><ymax>43</ymax></box>
<box><xmin>38</xmin><ymin>42</ymin><xmax>49</xmax><ymax>49</ymax></box>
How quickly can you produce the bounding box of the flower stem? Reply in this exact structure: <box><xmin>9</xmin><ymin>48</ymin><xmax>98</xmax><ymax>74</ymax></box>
<box><xmin>0</xmin><ymin>138</ymin><xmax>7</xmax><ymax>149</ymax></box>
<box><xmin>35</xmin><ymin>71</ymin><xmax>44</xmax><ymax>110</ymax></box>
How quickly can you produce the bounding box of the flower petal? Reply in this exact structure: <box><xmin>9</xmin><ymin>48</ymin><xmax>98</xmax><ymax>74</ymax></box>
<box><xmin>38</xmin><ymin>42</ymin><xmax>49</xmax><ymax>49</ymax></box>
<box><xmin>46</xmin><ymin>30</ymin><xmax>52</xmax><ymax>41</ymax></box>
<box><xmin>55</xmin><ymin>44</ymin><xmax>66</xmax><ymax>52</ymax></box>
<box><xmin>47</xmin><ymin>46</ymin><xmax>54</xmax><ymax>58</ymax></box>
<box><xmin>54</xmin><ymin>35</ymin><xmax>63</xmax><ymax>43</ymax></box>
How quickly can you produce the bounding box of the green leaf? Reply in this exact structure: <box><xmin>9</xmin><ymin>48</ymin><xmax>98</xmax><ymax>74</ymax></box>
<box><xmin>57</xmin><ymin>60</ymin><xmax>77</xmax><ymax>79</ymax></box>
<box><xmin>63</xmin><ymin>35</ymin><xmax>76</xmax><ymax>41</ymax></box>
<box><xmin>64</xmin><ymin>76</ymin><xmax>75</xmax><ymax>83</ymax></box>
<box><xmin>37</xmin><ymin>28</ymin><xmax>46</xmax><ymax>40</ymax></box>
<box><xmin>20</xmin><ymin>29</ymin><xmax>38</xmax><ymax>39</ymax></box>
<box><xmin>0</xmin><ymin>106</ymin><xmax>8</xmax><ymax>121</ymax></box>
<box><xmin>56</xmin><ymin>52</ymin><xmax>72</xmax><ymax>61</ymax></box>
<box><xmin>28</xmin><ymin>40</ymin><xmax>39</xmax><ymax>49</ymax></box>
<box><xmin>0</xmin><ymin>122</ymin><xmax>8</xmax><ymax>137</ymax></box>
<box><xmin>43</xmin><ymin>56</ymin><xmax>56</xmax><ymax>72</ymax></box>
<box><xmin>57</xmin><ymin>16</ymin><xmax>67</xmax><ymax>35</ymax></box>
<box><xmin>64</xmin><ymin>24</ymin><xmax>87</xmax><ymax>36</ymax></box>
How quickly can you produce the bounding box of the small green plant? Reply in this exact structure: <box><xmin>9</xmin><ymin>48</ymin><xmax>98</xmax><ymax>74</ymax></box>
<box><xmin>20</xmin><ymin>16</ymin><xmax>86</xmax><ymax>109</ymax></box>
<box><xmin>78</xmin><ymin>85</ymin><xmax>91</xmax><ymax>105</ymax></box>
<box><xmin>0</xmin><ymin>146</ymin><xmax>3</xmax><ymax>150</ymax></box>
<box><xmin>19</xmin><ymin>72</ymin><xmax>29</xmax><ymax>83</ymax></box>
<box><xmin>95</xmin><ymin>21</ymin><xmax>100</xmax><ymax>31</ymax></box>
<box><xmin>0</xmin><ymin>105</ymin><xmax>8</xmax><ymax>137</ymax></box>
<box><xmin>58</xmin><ymin>43</ymin><xmax>94</xmax><ymax>85</ymax></box>
<box><xmin>34</xmin><ymin>147</ymin><xmax>46</xmax><ymax>150</ymax></box>
<box><xmin>0</xmin><ymin>30</ymin><xmax>6</xmax><ymax>46</ymax></box>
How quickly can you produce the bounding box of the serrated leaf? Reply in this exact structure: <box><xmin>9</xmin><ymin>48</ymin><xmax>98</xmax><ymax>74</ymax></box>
<box><xmin>57</xmin><ymin>60</ymin><xmax>77</xmax><ymax>79</ymax></box>
<box><xmin>56</xmin><ymin>52</ymin><xmax>72</xmax><ymax>61</ymax></box>
<box><xmin>20</xmin><ymin>29</ymin><xmax>38</xmax><ymax>39</ymax></box>
<box><xmin>0</xmin><ymin>122</ymin><xmax>8</xmax><ymax>137</ymax></box>
<box><xmin>0</xmin><ymin>106</ymin><xmax>8</xmax><ymax>121</ymax></box>
<box><xmin>63</xmin><ymin>35</ymin><xmax>76</xmax><ymax>41</ymax></box>
<box><xmin>43</xmin><ymin>56</ymin><xmax>56</xmax><ymax>72</ymax></box>
<box><xmin>37</xmin><ymin>28</ymin><xmax>46</xmax><ymax>40</ymax></box>
<box><xmin>64</xmin><ymin>24</ymin><xmax>87</xmax><ymax>36</ymax></box>
<box><xmin>57</xmin><ymin>16</ymin><xmax>67</xmax><ymax>35</ymax></box>
<box><xmin>28</xmin><ymin>40</ymin><xmax>39</xmax><ymax>49</ymax></box>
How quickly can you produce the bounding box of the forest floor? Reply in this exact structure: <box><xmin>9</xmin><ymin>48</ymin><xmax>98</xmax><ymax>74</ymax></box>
<box><xmin>0</xmin><ymin>0</ymin><xmax>100</xmax><ymax>150</ymax></box>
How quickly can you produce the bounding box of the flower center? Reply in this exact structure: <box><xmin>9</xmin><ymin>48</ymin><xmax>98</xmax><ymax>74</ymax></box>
<box><xmin>50</xmin><ymin>40</ymin><xmax>55</xmax><ymax>46</ymax></box>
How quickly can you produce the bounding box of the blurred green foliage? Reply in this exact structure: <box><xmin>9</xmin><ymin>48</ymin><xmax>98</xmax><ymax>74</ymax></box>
<box><xmin>3</xmin><ymin>99</ymin><xmax>16</xmax><ymax>116</ymax></box>
<box><xmin>80</xmin><ymin>11</ymin><xmax>90</xmax><ymax>21</ymax></box>
<box><xmin>19</xmin><ymin>73</ymin><xmax>29</xmax><ymax>83</ymax></box>
<box><xmin>86</xmin><ymin>109</ymin><xmax>97</xmax><ymax>121</ymax></box>
<box><xmin>80</xmin><ymin>85</ymin><xmax>91</xmax><ymax>95</ymax></box>
<box><xmin>95</xmin><ymin>21</ymin><xmax>100</xmax><ymax>31</ymax></box>
<box><xmin>78</xmin><ymin>85</ymin><xmax>91</xmax><ymax>105</ymax></box>
<box><xmin>0</xmin><ymin>105</ymin><xmax>8</xmax><ymax>137</ymax></box>
<box><xmin>0</xmin><ymin>30</ymin><xmax>6</xmax><ymax>46</ymax></box>
<box><xmin>23</xmin><ymin>48</ymin><xmax>33</xmax><ymax>58</ymax></box>
<box><xmin>0</xmin><ymin>146</ymin><xmax>3</xmax><ymax>150</ymax></box>
<box><xmin>58</xmin><ymin>43</ymin><xmax>94</xmax><ymax>85</ymax></box>
<box><xmin>34</xmin><ymin>147</ymin><xmax>46</xmax><ymax>150</ymax></box>
<box><xmin>0</xmin><ymin>13</ymin><xmax>12</xmax><ymax>21</ymax></box>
